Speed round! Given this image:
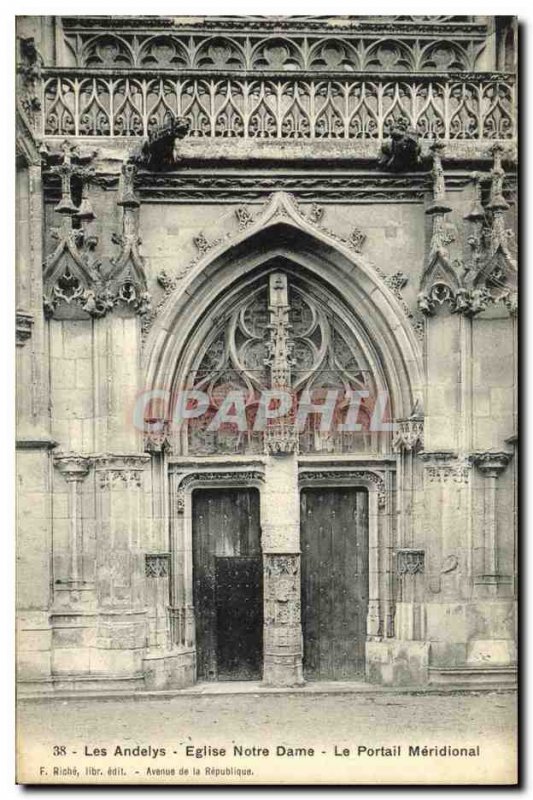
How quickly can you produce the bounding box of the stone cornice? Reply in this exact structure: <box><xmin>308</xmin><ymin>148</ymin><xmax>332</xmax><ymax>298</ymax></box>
<box><xmin>43</xmin><ymin>167</ymin><xmax>517</xmax><ymax>204</ymax></box>
<box><xmin>16</xmin><ymin>434</ymin><xmax>58</xmax><ymax>450</ymax></box>
<box><xmin>61</xmin><ymin>16</ymin><xmax>488</xmax><ymax>37</ymax></box>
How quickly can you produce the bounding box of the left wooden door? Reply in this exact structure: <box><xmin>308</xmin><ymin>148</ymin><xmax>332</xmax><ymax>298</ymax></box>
<box><xmin>192</xmin><ymin>488</ymin><xmax>263</xmax><ymax>681</ymax></box>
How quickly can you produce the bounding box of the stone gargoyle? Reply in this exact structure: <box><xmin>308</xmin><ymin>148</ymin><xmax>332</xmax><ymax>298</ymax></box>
<box><xmin>379</xmin><ymin>116</ymin><xmax>422</xmax><ymax>171</ymax></box>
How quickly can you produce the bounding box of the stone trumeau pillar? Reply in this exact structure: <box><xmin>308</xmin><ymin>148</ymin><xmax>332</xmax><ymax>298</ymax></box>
<box><xmin>261</xmin><ymin>272</ymin><xmax>304</xmax><ymax>686</ymax></box>
<box><xmin>261</xmin><ymin>458</ymin><xmax>303</xmax><ymax>687</ymax></box>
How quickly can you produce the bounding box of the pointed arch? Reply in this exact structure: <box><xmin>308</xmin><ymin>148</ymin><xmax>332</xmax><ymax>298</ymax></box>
<box><xmin>144</xmin><ymin>192</ymin><xmax>423</xmax><ymax>422</ymax></box>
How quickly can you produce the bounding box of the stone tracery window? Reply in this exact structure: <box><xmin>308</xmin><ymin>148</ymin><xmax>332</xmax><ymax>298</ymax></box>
<box><xmin>183</xmin><ymin>271</ymin><xmax>389</xmax><ymax>455</ymax></box>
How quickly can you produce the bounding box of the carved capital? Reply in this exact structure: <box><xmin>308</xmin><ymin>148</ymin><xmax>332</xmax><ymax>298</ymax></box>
<box><xmin>264</xmin><ymin>422</ymin><xmax>299</xmax><ymax>456</ymax></box>
<box><xmin>54</xmin><ymin>453</ymin><xmax>91</xmax><ymax>483</ymax></box>
<box><xmin>144</xmin><ymin>421</ymin><xmax>172</xmax><ymax>454</ymax></box>
<box><xmin>452</xmin><ymin>287</ymin><xmax>492</xmax><ymax>317</ymax></box>
<box><xmin>472</xmin><ymin>451</ymin><xmax>513</xmax><ymax>478</ymax></box>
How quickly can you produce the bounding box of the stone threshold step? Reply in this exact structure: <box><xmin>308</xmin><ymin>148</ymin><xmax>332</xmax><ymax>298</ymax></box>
<box><xmin>18</xmin><ymin>681</ymin><xmax>517</xmax><ymax>703</ymax></box>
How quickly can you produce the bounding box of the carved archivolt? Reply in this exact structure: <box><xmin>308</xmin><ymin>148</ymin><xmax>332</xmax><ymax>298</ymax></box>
<box><xmin>146</xmin><ymin>191</ymin><xmax>423</xmax><ymax>342</ymax></box>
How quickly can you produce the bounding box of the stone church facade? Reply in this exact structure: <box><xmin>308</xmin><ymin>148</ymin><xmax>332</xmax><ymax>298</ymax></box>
<box><xmin>16</xmin><ymin>15</ymin><xmax>517</xmax><ymax>693</ymax></box>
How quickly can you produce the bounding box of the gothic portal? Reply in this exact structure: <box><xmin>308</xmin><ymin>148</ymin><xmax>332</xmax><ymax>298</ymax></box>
<box><xmin>16</xmin><ymin>15</ymin><xmax>517</xmax><ymax>693</ymax></box>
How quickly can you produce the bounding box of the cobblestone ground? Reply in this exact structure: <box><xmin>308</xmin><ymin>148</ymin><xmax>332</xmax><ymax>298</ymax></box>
<box><xmin>17</xmin><ymin>691</ymin><xmax>517</xmax><ymax>785</ymax></box>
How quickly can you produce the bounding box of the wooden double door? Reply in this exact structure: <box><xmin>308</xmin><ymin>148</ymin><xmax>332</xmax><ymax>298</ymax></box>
<box><xmin>192</xmin><ymin>485</ymin><xmax>369</xmax><ymax>682</ymax></box>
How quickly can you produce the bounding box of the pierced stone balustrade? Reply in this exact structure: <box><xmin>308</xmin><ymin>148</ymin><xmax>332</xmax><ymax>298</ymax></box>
<box><xmin>39</xmin><ymin>70</ymin><xmax>516</xmax><ymax>143</ymax></box>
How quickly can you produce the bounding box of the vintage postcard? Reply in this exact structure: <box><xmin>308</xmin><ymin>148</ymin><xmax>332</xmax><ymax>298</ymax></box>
<box><xmin>15</xmin><ymin>11</ymin><xmax>518</xmax><ymax>786</ymax></box>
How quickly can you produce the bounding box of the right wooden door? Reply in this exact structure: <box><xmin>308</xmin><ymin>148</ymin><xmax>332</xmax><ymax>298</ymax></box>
<box><xmin>300</xmin><ymin>487</ymin><xmax>369</xmax><ymax>680</ymax></box>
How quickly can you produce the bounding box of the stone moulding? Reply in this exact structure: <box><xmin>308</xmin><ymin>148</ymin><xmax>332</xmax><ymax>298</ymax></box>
<box><xmin>176</xmin><ymin>469</ymin><xmax>265</xmax><ymax>492</ymax></box>
<box><xmin>134</xmin><ymin>171</ymin><xmax>433</xmax><ymax>203</ymax></box>
<box><xmin>92</xmin><ymin>454</ymin><xmax>151</xmax><ymax>469</ymax></box>
<box><xmin>298</xmin><ymin>469</ymin><xmax>386</xmax><ymax>508</ymax></box>
<box><xmin>61</xmin><ymin>15</ymin><xmax>487</xmax><ymax>35</ymax></box>
<box><xmin>173</xmin><ymin>468</ymin><xmax>265</xmax><ymax>514</ymax></box>
<box><xmin>44</xmin><ymin>167</ymin><xmax>517</xmax><ymax>203</ymax></box>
